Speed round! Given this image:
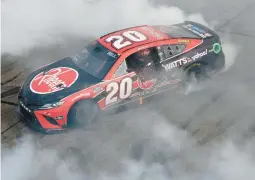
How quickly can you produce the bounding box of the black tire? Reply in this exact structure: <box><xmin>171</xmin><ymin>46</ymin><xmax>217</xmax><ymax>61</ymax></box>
<box><xmin>68</xmin><ymin>100</ymin><xmax>99</xmax><ymax>127</ymax></box>
<box><xmin>181</xmin><ymin>62</ymin><xmax>210</xmax><ymax>92</ymax></box>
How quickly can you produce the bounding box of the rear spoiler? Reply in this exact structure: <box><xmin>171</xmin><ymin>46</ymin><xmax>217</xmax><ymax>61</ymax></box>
<box><xmin>182</xmin><ymin>21</ymin><xmax>219</xmax><ymax>40</ymax></box>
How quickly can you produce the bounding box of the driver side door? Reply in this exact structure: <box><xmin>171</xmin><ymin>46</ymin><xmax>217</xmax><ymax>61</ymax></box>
<box><xmin>103</xmin><ymin>60</ymin><xmax>139</xmax><ymax>109</ymax></box>
<box><xmin>103</xmin><ymin>56</ymin><xmax>158</xmax><ymax>109</ymax></box>
<box><xmin>124</xmin><ymin>49</ymin><xmax>158</xmax><ymax>97</ymax></box>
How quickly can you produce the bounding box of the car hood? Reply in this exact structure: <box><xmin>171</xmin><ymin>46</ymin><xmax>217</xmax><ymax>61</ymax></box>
<box><xmin>19</xmin><ymin>57</ymin><xmax>101</xmax><ymax>106</ymax></box>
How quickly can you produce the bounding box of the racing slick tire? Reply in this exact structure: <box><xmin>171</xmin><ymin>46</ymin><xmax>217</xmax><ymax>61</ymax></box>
<box><xmin>68</xmin><ymin>100</ymin><xmax>99</xmax><ymax>127</ymax></box>
<box><xmin>181</xmin><ymin>62</ymin><xmax>210</xmax><ymax>93</ymax></box>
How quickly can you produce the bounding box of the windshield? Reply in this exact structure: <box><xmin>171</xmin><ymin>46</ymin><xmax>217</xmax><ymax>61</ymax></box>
<box><xmin>71</xmin><ymin>41</ymin><xmax>119</xmax><ymax>79</ymax></box>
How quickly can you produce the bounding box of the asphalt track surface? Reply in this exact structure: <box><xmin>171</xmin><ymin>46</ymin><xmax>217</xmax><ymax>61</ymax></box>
<box><xmin>2</xmin><ymin>0</ymin><xmax>255</xmax><ymax>179</ymax></box>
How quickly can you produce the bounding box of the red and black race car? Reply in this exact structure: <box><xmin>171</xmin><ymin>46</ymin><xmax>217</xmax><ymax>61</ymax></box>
<box><xmin>18</xmin><ymin>21</ymin><xmax>225</xmax><ymax>133</ymax></box>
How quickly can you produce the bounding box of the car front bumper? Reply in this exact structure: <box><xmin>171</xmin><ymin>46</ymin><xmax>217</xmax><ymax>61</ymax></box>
<box><xmin>17</xmin><ymin>101</ymin><xmax>67</xmax><ymax>134</ymax></box>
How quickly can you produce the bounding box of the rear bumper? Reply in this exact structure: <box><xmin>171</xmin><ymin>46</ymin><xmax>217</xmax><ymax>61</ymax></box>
<box><xmin>17</xmin><ymin>105</ymin><xmax>67</xmax><ymax>134</ymax></box>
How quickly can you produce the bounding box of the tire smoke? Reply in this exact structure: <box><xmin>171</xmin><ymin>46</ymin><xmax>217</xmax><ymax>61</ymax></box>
<box><xmin>2</xmin><ymin>1</ymin><xmax>246</xmax><ymax>180</ymax></box>
<box><xmin>2</xmin><ymin>112</ymin><xmax>255</xmax><ymax>180</ymax></box>
<box><xmin>2</xmin><ymin>0</ymin><xmax>209</xmax><ymax>55</ymax></box>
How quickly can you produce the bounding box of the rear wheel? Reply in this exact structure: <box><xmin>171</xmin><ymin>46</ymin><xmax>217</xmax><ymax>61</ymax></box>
<box><xmin>181</xmin><ymin>63</ymin><xmax>210</xmax><ymax>93</ymax></box>
<box><xmin>68</xmin><ymin>100</ymin><xmax>99</xmax><ymax>127</ymax></box>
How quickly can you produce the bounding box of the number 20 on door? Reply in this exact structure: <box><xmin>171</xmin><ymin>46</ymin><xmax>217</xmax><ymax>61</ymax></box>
<box><xmin>105</xmin><ymin>77</ymin><xmax>133</xmax><ymax>106</ymax></box>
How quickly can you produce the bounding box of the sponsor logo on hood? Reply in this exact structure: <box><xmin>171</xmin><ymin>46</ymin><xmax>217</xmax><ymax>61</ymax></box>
<box><xmin>30</xmin><ymin>67</ymin><xmax>79</xmax><ymax>94</ymax></box>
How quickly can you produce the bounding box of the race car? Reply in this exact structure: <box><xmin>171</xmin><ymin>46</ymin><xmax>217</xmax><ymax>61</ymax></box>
<box><xmin>18</xmin><ymin>21</ymin><xmax>225</xmax><ymax>133</ymax></box>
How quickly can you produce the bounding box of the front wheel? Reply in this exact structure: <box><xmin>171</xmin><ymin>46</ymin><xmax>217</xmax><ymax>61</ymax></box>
<box><xmin>68</xmin><ymin>100</ymin><xmax>99</xmax><ymax>127</ymax></box>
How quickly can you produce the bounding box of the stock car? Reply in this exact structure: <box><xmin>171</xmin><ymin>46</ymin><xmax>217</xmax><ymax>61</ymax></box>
<box><xmin>18</xmin><ymin>21</ymin><xmax>225</xmax><ymax>133</ymax></box>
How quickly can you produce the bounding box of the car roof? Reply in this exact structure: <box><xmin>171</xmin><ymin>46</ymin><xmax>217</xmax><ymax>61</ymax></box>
<box><xmin>97</xmin><ymin>25</ymin><xmax>170</xmax><ymax>54</ymax></box>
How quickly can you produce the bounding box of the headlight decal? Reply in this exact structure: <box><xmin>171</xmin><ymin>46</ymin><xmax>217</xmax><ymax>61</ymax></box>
<box><xmin>40</xmin><ymin>101</ymin><xmax>65</xmax><ymax>109</ymax></box>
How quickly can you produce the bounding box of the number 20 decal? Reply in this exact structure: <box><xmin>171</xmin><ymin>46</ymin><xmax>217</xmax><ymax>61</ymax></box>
<box><xmin>105</xmin><ymin>77</ymin><xmax>133</xmax><ymax>106</ymax></box>
<box><xmin>105</xmin><ymin>30</ymin><xmax>147</xmax><ymax>50</ymax></box>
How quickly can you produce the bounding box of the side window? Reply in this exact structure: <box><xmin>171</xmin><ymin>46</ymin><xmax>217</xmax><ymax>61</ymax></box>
<box><xmin>161</xmin><ymin>44</ymin><xmax>186</xmax><ymax>60</ymax></box>
<box><xmin>125</xmin><ymin>47</ymin><xmax>160</xmax><ymax>70</ymax></box>
<box><xmin>114</xmin><ymin>60</ymin><xmax>129</xmax><ymax>77</ymax></box>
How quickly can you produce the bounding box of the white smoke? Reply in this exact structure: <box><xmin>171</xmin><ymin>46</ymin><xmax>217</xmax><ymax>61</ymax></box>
<box><xmin>1</xmin><ymin>0</ymin><xmax>244</xmax><ymax>180</ymax></box>
<box><xmin>2</xmin><ymin>0</ymin><xmax>239</xmax><ymax>71</ymax></box>
<box><xmin>222</xmin><ymin>42</ymin><xmax>240</xmax><ymax>72</ymax></box>
<box><xmin>1</xmin><ymin>136</ymin><xmax>85</xmax><ymax>180</ymax></box>
<box><xmin>2</xmin><ymin>113</ymin><xmax>255</xmax><ymax>180</ymax></box>
<box><xmin>209</xmin><ymin>141</ymin><xmax>255</xmax><ymax>180</ymax></box>
<box><xmin>2</xmin><ymin>0</ymin><xmax>210</xmax><ymax>55</ymax></box>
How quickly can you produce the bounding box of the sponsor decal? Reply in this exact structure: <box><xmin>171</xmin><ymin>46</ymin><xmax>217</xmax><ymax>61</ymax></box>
<box><xmin>212</xmin><ymin>43</ymin><xmax>221</xmax><ymax>54</ymax></box>
<box><xmin>56</xmin><ymin>116</ymin><xmax>64</xmax><ymax>120</ymax></box>
<box><xmin>105</xmin><ymin>77</ymin><xmax>133</xmax><ymax>106</ymax></box>
<box><xmin>107</xmin><ymin>51</ymin><xmax>118</xmax><ymax>58</ymax></box>
<box><xmin>141</xmin><ymin>26</ymin><xmax>165</xmax><ymax>40</ymax></box>
<box><xmin>138</xmin><ymin>78</ymin><xmax>157</xmax><ymax>89</ymax></box>
<box><xmin>183</xmin><ymin>24</ymin><xmax>212</xmax><ymax>38</ymax></box>
<box><xmin>93</xmin><ymin>86</ymin><xmax>102</xmax><ymax>93</ymax></box>
<box><xmin>72</xmin><ymin>93</ymin><xmax>91</xmax><ymax>102</ymax></box>
<box><xmin>139</xmin><ymin>87</ymin><xmax>156</xmax><ymax>96</ymax></box>
<box><xmin>30</xmin><ymin>67</ymin><xmax>79</xmax><ymax>94</ymax></box>
<box><xmin>178</xmin><ymin>39</ymin><xmax>190</xmax><ymax>43</ymax></box>
<box><xmin>192</xmin><ymin>49</ymin><xmax>208</xmax><ymax>60</ymax></box>
<box><xmin>188</xmin><ymin>24</ymin><xmax>205</xmax><ymax>33</ymax></box>
<box><xmin>162</xmin><ymin>57</ymin><xmax>192</xmax><ymax>72</ymax></box>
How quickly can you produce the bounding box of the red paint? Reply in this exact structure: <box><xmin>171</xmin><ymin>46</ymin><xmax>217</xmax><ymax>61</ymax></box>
<box><xmin>98</xmin><ymin>25</ymin><xmax>169</xmax><ymax>54</ymax></box>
